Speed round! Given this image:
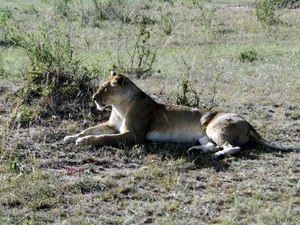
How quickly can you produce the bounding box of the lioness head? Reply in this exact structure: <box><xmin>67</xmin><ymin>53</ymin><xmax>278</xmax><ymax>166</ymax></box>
<box><xmin>93</xmin><ymin>71</ymin><xmax>128</xmax><ymax>110</ymax></box>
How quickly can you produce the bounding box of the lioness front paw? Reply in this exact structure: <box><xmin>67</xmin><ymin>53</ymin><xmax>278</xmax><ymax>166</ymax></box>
<box><xmin>75</xmin><ymin>136</ymin><xmax>101</xmax><ymax>146</ymax></box>
<box><xmin>64</xmin><ymin>136</ymin><xmax>77</xmax><ymax>144</ymax></box>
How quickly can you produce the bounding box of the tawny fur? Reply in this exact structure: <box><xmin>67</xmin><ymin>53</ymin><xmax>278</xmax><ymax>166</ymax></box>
<box><xmin>64</xmin><ymin>71</ymin><xmax>300</xmax><ymax>158</ymax></box>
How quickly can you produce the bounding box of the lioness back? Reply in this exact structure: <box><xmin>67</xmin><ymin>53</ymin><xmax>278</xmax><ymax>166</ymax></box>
<box><xmin>146</xmin><ymin>105</ymin><xmax>204</xmax><ymax>143</ymax></box>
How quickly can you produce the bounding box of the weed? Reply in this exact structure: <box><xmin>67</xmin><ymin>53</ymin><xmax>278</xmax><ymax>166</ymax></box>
<box><xmin>239</xmin><ymin>50</ymin><xmax>259</xmax><ymax>62</ymax></box>
<box><xmin>175</xmin><ymin>79</ymin><xmax>199</xmax><ymax>108</ymax></box>
<box><xmin>0</xmin><ymin>9</ymin><xmax>12</xmax><ymax>23</ymax></box>
<box><xmin>16</xmin><ymin>105</ymin><xmax>37</xmax><ymax>125</ymax></box>
<box><xmin>7</xmin><ymin>161</ymin><xmax>21</xmax><ymax>174</ymax></box>
<box><xmin>172</xmin><ymin>73</ymin><xmax>220</xmax><ymax>110</ymax></box>
<box><xmin>111</xmin><ymin>13</ymin><xmax>157</xmax><ymax>78</ymax></box>
<box><xmin>192</xmin><ymin>0</ymin><xmax>218</xmax><ymax>32</ymax></box>
<box><xmin>159</xmin><ymin>13</ymin><xmax>173</xmax><ymax>35</ymax></box>
<box><xmin>175</xmin><ymin>157</ymin><xmax>188</xmax><ymax>165</ymax></box>
<box><xmin>0</xmin><ymin>9</ymin><xmax>13</xmax><ymax>46</ymax></box>
<box><xmin>129</xmin><ymin>14</ymin><xmax>157</xmax><ymax>77</ymax></box>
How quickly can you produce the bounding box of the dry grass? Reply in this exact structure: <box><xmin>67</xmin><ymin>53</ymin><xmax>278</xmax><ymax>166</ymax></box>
<box><xmin>1</xmin><ymin>0</ymin><xmax>300</xmax><ymax>224</ymax></box>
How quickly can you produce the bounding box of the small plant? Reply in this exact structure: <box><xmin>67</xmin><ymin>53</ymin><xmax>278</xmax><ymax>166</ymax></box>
<box><xmin>159</xmin><ymin>13</ymin><xmax>173</xmax><ymax>35</ymax></box>
<box><xmin>239</xmin><ymin>50</ymin><xmax>259</xmax><ymax>62</ymax></box>
<box><xmin>0</xmin><ymin>9</ymin><xmax>14</xmax><ymax>46</ymax></box>
<box><xmin>192</xmin><ymin>0</ymin><xmax>217</xmax><ymax>31</ymax></box>
<box><xmin>175</xmin><ymin>80</ymin><xmax>199</xmax><ymax>108</ymax></box>
<box><xmin>255</xmin><ymin>0</ymin><xmax>281</xmax><ymax>26</ymax></box>
<box><xmin>7</xmin><ymin>161</ymin><xmax>21</xmax><ymax>174</ymax></box>
<box><xmin>129</xmin><ymin>14</ymin><xmax>156</xmax><ymax>77</ymax></box>
<box><xmin>17</xmin><ymin>105</ymin><xmax>36</xmax><ymax>125</ymax></box>
<box><xmin>172</xmin><ymin>74</ymin><xmax>220</xmax><ymax>110</ymax></box>
<box><xmin>111</xmin><ymin>14</ymin><xmax>157</xmax><ymax>78</ymax></box>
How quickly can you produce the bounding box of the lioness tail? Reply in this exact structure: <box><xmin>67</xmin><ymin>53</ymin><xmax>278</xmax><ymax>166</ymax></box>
<box><xmin>249</xmin><ymin>125</ymin><xmax>300</xmax><ymax>151</ymax></box>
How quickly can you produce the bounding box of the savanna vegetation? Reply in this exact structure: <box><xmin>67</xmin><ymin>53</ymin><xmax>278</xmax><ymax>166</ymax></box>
<box><xmin>0</xmin><ymin>0</ymin><xmax>299</xmax><ymax>224</ymax></box>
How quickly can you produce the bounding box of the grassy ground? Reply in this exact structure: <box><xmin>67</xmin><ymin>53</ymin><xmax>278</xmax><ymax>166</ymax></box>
<box><xmin>1</xmin><ymin>0</ymin><xmax>300</xmax><ymax>224</ymax></box>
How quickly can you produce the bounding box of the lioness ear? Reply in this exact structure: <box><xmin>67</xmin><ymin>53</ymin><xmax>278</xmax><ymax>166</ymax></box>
<box><xmin>111</xmin><ymin>75</ymin><xmax>126</xmax><ymax>87</ymax></box>
<box><xmin>111</xmin><ymin>71</ymin><xmax>117</xmax><ymax>77</ymax></box>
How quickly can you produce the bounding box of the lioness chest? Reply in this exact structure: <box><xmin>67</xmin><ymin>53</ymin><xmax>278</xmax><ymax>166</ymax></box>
<box><xmin>145</xmin><ymin>105</ymin><xmax>204</xmax><ymax>143</ymax></box>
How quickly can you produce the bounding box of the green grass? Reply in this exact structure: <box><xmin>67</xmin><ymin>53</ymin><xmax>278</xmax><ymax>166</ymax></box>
<box><xmin>1</xmin><ymin>0</ymin><xmax>300</xmax><ymax>224</ymax></box>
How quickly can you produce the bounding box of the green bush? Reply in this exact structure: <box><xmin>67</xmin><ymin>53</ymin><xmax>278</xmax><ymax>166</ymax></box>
<box><xmin>6</xmin><ymin>20</ymin><xmax>98</xmax><ymax>124</ymax></box>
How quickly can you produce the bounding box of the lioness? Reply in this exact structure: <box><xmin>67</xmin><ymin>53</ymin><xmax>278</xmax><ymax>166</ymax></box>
<box><xmin>64</xmin><ymin>71</ymin><xmax>300</xmax><ymax>158</ymax></box>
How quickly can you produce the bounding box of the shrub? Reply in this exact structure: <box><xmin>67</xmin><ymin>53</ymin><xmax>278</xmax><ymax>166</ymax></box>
<box><xmin>6</xmin><ymin>20</ymin><xmax>98</xmax><ymax>125</ymax></box>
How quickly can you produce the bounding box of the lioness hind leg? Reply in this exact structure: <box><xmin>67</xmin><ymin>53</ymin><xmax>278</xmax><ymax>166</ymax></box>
<box><xmin>187</xmin><ymin>143</ymin><xmax>219</xmax><ymax>153</ymax></box>
<box><xmin>187</xmin><ymin>136</ymin><xmax>221</xmax><ymax>154</ymax></box>
<box><xmin>205</xmin><ymin>114</ymin><xmax>250</xmax><ymax>159</ymax></box>
<box><xmin>212</xmin><ymin>142</ymin><xmax>241</xmax><ymax>159</ymax></box>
